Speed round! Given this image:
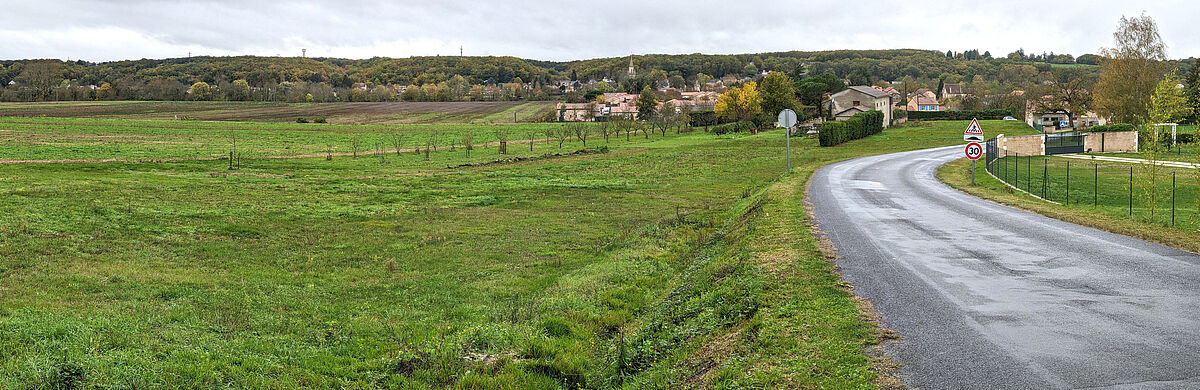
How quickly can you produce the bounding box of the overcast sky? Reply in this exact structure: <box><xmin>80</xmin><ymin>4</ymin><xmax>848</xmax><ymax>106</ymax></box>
<box><xmin>3</xmin><ymin>1</ymin><xmax>1198</xmax><ymax>63</ymax></box>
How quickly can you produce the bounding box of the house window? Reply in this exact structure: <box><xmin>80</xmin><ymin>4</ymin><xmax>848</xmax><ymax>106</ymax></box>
<box><xmin>852</xmin><ymin>100</ymin><xmax>860</xmax><ymax>106</ymax></box>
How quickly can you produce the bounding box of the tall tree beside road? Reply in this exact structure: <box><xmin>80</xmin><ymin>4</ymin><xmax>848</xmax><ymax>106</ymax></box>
<box><xmin>1034</xmin><ymin>68</ymin><xmax>1096</xmax><ymax>125</ymax></box>
<box><xmin>759</xmin><ymin>72</ymin><xmax>799</xmax><ymax>119</ymax></box>
<box><xmin>1094</xmin><ymin>13</ymin><xmax>1169</xmax><ymax>124</ymax></box>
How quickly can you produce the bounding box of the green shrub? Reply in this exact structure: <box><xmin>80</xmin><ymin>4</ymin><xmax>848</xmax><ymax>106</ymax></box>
<box><xmin>296</xmin><ymin>117</ymin><xmax>309</xmax><ymax>123</ymax></box>
<box><xmin>819</xmin><ymin>110</ymin><xmax>884</xmax><ymax>146</ymax></box>
<box><xmin>1089</xmin><ymin>123</ymin><xmax>1136</xmax><ymax>132</ymax></box>
<box><xmin>906</xmin><ymin>109</ymin><xmax>1012</xmax><ymax>121</ymax></box>
<box><xmin>688</xmin><ymin>111</ymin><xmax>719</xmax><ymax>127</ymax></box>
<box><xmin>313</xmin><ymin>117</ymin><xmax>327</xmax><ymax>123</ymax></box>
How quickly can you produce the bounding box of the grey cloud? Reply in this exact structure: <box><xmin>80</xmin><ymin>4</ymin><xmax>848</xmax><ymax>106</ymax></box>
<box><xmin>2</xmin><ymin>0</ymin><xmax>1199</xmax><ymax>62</ymax></box>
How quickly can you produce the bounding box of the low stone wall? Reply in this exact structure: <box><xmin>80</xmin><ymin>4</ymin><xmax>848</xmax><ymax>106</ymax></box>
<box><xmin>996</xmin><ymin>134</ymin><xmax>1045</xmax><ymax>156</ymax></box>
<box><xmin>1084</xmin><ymin>131</ymin><xmax>1137</xmax><ymax>153</ymax></box>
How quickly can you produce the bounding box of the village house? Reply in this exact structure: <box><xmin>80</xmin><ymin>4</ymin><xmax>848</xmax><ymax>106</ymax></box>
<box><xmin>911</xmin><ymin>88</ymin><xmax>936</xmax><ymax>100</ymax></box>
<box><xmin>906</xmin><ymin>96</ymin><xmax>940</xmax><ymax>111</ymax></box>
<box><xmin>941</xmin><ymin>83</ymin><xmax>966</xmax><ymax>98</ymax></box>
<box><xmin>830</xmin><ymin>86</ymin><xmax>893</xmax><ymax>128</ymax></box>
<box><xmin>556</xmin><ymin>102</ymin><xmax>602</xmax><ymax>122</ymax></box>
<box><xmin>874</xmin><ymin>86</ymin><xmax>902</xmax><ymax>103</ymax></box>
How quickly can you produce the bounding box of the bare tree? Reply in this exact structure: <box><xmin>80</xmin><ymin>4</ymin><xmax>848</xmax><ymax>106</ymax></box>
<box><xmin>494</xmin><ymin>128</ymin><xmax>509</xmax><ymax>155</ymax></box>
<box><xmin>463</xmin><ymin>132</ymin><xmax>473</xmax><ymax>157</ymax></box>
<box><xmin>574</xmin><ymin>124</ymin><xmax>590</xmax><ymax>147</ymax></box>
<box><xmin>351</xmin><ymin>137</ymin><xmax>362</xmax><ymax>159</ymax></box>
<box><xmin>390</xmin><ymin>132</ymin><xmax>405</xmax><ymax>155</ymax></box>
<box><xmin>556</xmin><ymin>125</ymin><xmax>571</xmax><ymax>149</ymax></box>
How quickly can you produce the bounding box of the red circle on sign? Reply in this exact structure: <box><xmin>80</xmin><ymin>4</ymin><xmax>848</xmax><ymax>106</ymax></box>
<box><xmin>965</xmin><ymin>142</ymin><xmax>983</xmax><ymax>160</ymax></box>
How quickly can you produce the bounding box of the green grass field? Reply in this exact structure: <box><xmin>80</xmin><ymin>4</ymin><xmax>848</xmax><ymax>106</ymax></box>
<box><xmin>0</xmin><ymin>116</ymin><xmax>1031</xmax><ymax>388</ymax></box>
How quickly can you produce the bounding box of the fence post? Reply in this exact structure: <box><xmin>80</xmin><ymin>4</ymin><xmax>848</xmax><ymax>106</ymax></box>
<box><xmin>1043</xmin><ymin>159</ymin><xmax>1048</xmax><ymax>199</ymax></box>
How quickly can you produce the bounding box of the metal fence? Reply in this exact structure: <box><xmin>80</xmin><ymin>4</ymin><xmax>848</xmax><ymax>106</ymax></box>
<box><xmin>983</xmin><ymin>148</ymin><xmax>1196</xmax><ymax>226</ymax></box>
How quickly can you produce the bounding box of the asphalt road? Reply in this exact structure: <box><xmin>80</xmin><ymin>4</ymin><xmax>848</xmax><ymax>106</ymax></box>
<box><xmin>810</xmin><ymin>145</ymin><xmax>1200</xmax><ymax>389</ymax></box>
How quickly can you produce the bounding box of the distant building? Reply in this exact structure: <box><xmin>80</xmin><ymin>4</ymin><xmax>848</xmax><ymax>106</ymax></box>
<box><xmin>556</xmin><ymin>102</ymin><xmax>601</xmax><ymax>122</ymax></box>
<box><xmin>906</xmin><ymin>96</ymin><xmax>940</xmax><ymax>112</ymax></box>
<box><xmin>911</xmin><ymin>88</ymin><xmax>936</xmax><ymax>100</ymax></box>
<box><xmin>830</xmin><ymin>86</ymin><xmax>893</xmax><ymax>127</ymax></box>
<box><xmin>941</xmin><ymin>83</ymin><xmax>966</xmax><ymax>98</ymax></box>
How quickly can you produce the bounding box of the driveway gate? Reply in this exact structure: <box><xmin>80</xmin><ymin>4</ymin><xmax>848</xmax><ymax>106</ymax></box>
<box><xmin>1045</xmin><ymin>133</ymin><xmax>1084</xmax><ymax>155</ymax></box>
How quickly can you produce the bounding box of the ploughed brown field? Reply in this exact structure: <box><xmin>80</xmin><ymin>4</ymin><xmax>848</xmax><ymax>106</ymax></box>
<box><xmin>0</xmin><ymin>101</ymin><xmax>556</xmax><ymax>125</ymax></box>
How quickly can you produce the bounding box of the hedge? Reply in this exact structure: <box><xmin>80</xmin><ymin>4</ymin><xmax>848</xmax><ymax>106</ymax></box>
<box><xmin>689</xmin><ymin>110</ymin><xmax>720</xmax><ymax>127</ymax></box>
<box><xmin>906</xmin><ymin>109</ymin><xmax>1012</xmax><ymax>121</ymax></box>
<box><xmin>819</xmin><ymin>110</ymin><xmax>885</xmax><ymax>146</ymax></box>
<box><xmin>711</xmin><ymin>121</ymin><xmax>756</xmax><ymax>135</ymax></box>
<box><xmin>1089</xmin><ymin>123</ymin><xmax>1136</xmax><ymax>132</ymax></box>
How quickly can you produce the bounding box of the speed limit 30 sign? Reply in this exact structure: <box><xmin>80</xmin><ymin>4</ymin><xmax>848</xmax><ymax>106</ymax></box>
<box><xmin>965</xmin><ymin>142</ymin><xmax>983</xmax><ymax>160</ymax></box>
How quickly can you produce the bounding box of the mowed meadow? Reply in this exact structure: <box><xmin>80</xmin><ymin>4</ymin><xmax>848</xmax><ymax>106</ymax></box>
<box><xmin>0</xmin><ymin>102</ymin><xmax>1033</xmax><ymax>388</ymax></box>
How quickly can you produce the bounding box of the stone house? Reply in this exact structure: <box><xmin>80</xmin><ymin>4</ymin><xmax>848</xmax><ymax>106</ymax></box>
<box><xmin>830</xmin><ymin>86</ymin><xmax>893</xmax><ymax>127</ymax></box>
<box><xmin>941</xmin><ymin>83</ymin><xmax>966</xmax><ymax>98</ymax></box>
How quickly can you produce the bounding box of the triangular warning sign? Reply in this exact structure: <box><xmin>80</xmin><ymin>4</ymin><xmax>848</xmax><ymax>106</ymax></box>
<box><xmin>965</xmin><ymin>118</ymin><xmax>983</xmax><ymax>135</ymax></box>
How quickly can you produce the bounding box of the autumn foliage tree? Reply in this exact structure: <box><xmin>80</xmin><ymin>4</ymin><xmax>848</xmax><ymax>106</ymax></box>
<box><xmin>189</xmin><ymin>82</ymin><xmax>213</xmax><ymax>101</ymax></box>
<box><xmin>715</xmin><ymin>81</ymin><xmax>762</xmax><ymax>122</ymax></box>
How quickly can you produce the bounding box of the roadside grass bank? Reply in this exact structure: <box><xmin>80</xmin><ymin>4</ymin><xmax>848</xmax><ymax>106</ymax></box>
<box><xmin>939</xmin><ymin>157</ymin><xmax>1200</xmax><ymax>254</ymax></box>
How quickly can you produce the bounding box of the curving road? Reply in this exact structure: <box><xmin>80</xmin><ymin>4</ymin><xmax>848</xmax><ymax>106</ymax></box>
<box><xmin>810</xmin><ymin>145</ymin><xmax>1200</xmax><ymax>389</ymax></box>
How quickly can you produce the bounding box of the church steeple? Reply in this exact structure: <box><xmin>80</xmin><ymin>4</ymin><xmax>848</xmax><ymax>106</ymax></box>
<box><xmin>627</xmin><ymin>55</ymin><xmax>636</xmax><ymax>78</ymax></box>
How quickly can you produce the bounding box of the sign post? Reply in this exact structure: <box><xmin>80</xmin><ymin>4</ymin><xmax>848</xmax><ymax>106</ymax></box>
<box><xmin>778</xmin><ymin>109</ymin><xmax>798</xmax><ymax>174</ymax></box>
<box><xmin>963</xmin><ymin>118</ymin><xmax>984</xmax><ymax>142</ymax></box>
<box><xmin>964</xmin><ymin>118</ymin><xmax>985</xmax><ymax>185</ymax></box>
<box><xmin>965</xmin><ymin>142</ymin><xmax>983</xmax><ymax>184</ymax></box>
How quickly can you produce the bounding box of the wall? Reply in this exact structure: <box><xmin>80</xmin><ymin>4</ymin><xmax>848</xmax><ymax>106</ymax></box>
<box><xmin>1084</xmin><ymin>131</ymin><xmax>1137</xmax><ymax>153</ymax></box>
<box><xmin>996</xmin><ymin>134</ymin><xmax>1044</xmax><ymax>156</ymax></box>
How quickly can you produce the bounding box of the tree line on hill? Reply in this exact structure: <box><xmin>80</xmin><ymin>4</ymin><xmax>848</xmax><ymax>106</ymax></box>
<box><xmin>2</xmin><ymin>48</ymin><xmax>1196</xmax><ymax>108</ymax></box>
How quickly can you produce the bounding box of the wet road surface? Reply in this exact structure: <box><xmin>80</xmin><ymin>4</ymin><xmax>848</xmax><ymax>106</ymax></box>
<box><xmin>809</xmin><ymin>145</ymin><xmax>1200</xmax><ymax>389</ymax></box>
